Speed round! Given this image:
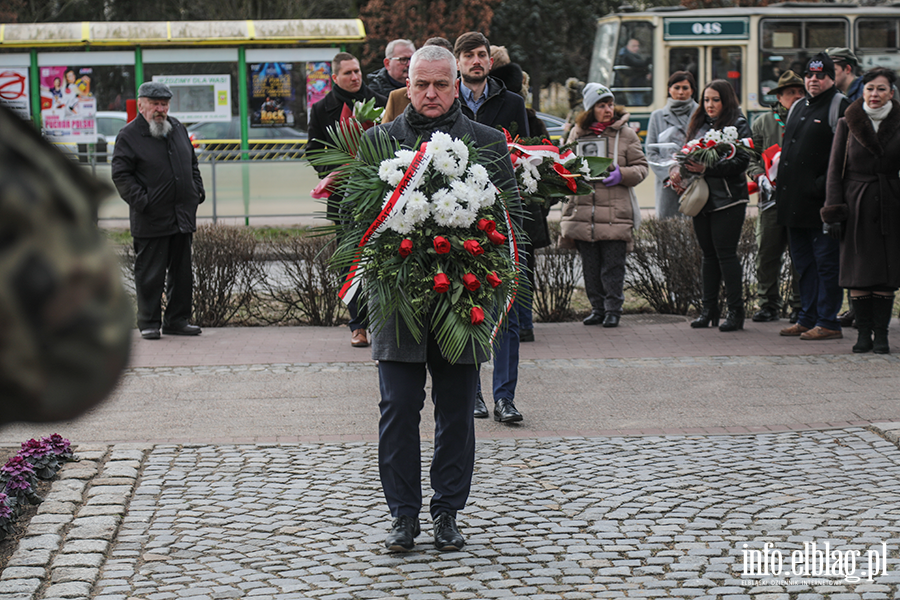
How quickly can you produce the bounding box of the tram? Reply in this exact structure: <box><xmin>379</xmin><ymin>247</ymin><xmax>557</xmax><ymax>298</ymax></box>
<box><xmin>588</xmin><ymin>2</ymin><xmax>900</xmax><ymax>136</ymax></box>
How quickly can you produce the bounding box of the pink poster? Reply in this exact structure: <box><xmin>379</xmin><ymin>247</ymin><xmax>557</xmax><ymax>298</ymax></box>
<box><xmin>306</xmin><ymin>62</ymin><xmax>331</xmax><ymax>108</ymax></box>
<box><xmin>39</xmin><ymin>65</ymin><xmax>97</xmax><ymax>143</ymax></box>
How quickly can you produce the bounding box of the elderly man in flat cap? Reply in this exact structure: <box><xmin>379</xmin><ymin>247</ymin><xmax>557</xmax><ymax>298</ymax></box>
<box><xmin>112</xmin><ymin>82</ymin><xmax>206</xmax><ymax>340</ymax></box>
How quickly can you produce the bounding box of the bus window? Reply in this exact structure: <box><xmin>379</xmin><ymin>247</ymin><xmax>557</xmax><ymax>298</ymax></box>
<box><xmin>759</xmin><ymin>18</ymin><xmax>848</xmax><ymax>107</ymax></box>
<box><xmin>613</xmin><ymin>21</ymin><xmax>653</xmax><ymax>106</ymax></box>
<box><xmin>669</xmin><ymin>48</ymin><xmax>699</xmax><ymax>100</ymax></box>
<box><xmin>589</xmin><ymin>21</ymin><xmax>620</xmax><ymax>87</ymax></box>
<box><xmin>711</xmin><ymin>47</ymin><xmax>743</xmax><ymax>101</ymax></box>
<box><xmin>856</xmin><ymin>18</ymin><xmax>900</xmax><ymax>72</ymax></box>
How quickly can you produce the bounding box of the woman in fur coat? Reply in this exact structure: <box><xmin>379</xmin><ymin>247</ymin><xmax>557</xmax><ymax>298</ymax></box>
<box><xmin>821</xmin><ymin>67</ymin><xmax>900</xmax><ymax>354</ymax></box>
<box><xmin>562</xmin><ymin>83</ymin><xmax>648</xmax><ymax>328</ymax></box>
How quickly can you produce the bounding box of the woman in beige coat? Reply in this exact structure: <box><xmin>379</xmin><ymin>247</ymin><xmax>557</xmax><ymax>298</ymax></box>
<box><xmin>562</xmin><ymin>83</ymin><xmax>648</xmax><ymax>327</ymax></box>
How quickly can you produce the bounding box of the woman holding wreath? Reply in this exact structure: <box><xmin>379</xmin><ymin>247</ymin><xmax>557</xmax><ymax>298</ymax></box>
<box><xmin>562</xmin><ymin>83</ymin><xmax>647</xmax><ymax>328</ymax></box>
<box><xmin>669</xmin><ymin>79</ymin><xmax>751</xmax><ymax>332</ymax></box>
<box><xmin>821</xmin><ymin>67</ymin><xmax>900</xmax><ymax>354</ymax></box>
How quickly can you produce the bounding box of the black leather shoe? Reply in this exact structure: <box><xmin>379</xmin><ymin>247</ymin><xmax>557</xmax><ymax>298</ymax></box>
<box><xmin>719</xmin><ymin>309</ymin><xmax>745</xmax><ymax>332</ymax></box>
<box><xmin>494</xmin><ymin>398</ymin><xmax>523</xmax><ymax>423</ymax></box>
<box><xmin>583</xmin><ymin>310</ymin><xmax>605</xmax><ymax>326</ymax></box>
<box><xmin>473</xmin><ymin>391</ymin><xmax>489</xmax><ymax>419</ymax></box>
<box><xmin>751</xmin><ymin>307</ymin><xmax>779</xmax><ymax>322</ymax></box>
<box><xmin>690</xmin><ymin>308</ymin><xmax>720</xmax><ymax>329</ymax></box>
<box><xmin>789</xmin><ymin>309</ymin><xmax>800</xmax><ymax>324</ymax></box>
<box><xmin>385</xmin><ymin>515</ymin><xmax>420</xmax><ymax>552</ymax></box>
<box><xmin>162</xmin><ymin>324</ymin><xmax>202</xmax><ymax>336</ymax></box>
<box><xmin>602</xmin><ymin>313</ymin><xmax>620</xmax><ymax>328</ymax></box>
<box><xmin>519</xmin><ymin>328</ymin><xmax>535</xmax><ymax>342</ymax></box>
<box><xmin>433</xmin><ymin>512</ymin><xmax>464</xmax><ymax>551</ymax></box>
<box><xmin>140</xmin><ymin>328</ymin><xmax>161</xmax><ymax>340</ymax></box>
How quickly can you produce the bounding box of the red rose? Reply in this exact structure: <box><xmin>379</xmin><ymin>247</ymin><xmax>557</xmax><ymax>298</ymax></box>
<box><xmin>487</xmin><ymin>229</ymin><xmax>507</xmax><ymax>245</ymax></box>
<box><xmin>433</xmin><ymin>236</ymin><xmax>451</xmax><ymax>254</ymax></box>
<box><xmin>470</xmin><ymin>306</ymin><xmax>485</xmax><ymax>325</ymax></box>
<box><xmin>463</xmin><ymin>273</ymin><xmax>481</xmax><ymax>291</ymax></box>
<box><xmin>463</xmin><ymin>239</ymin><xmax>484</xmax><ymax>256</ymax></box>
<box><xmin>486</xmin><ymin>272</ymin><xmax>502</xmax><ymax>288</ymax></box>
<box><xmin>433</xmin><ymin>273</ymin><xmax>450</xmax><ymax>293</ymax></box>
<box><xmin>398</xmin><ymin>239</ymin><xmax>413</xmax><ymax>257</ymax></box>
<box><xmin>477</xmin><ymin>218</ymin><xmax>497</xmax><ymax>233</ymax></box>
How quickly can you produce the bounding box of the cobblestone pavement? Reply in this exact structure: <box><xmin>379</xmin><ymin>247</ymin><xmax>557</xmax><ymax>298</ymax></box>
<box><xmin>5</xmin><ymin>428</ymin><xmax>900</xmax><ymax>599</ymax></box>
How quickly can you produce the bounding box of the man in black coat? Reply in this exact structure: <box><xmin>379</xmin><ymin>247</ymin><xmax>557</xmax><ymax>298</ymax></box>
<box><xmin>112</xmin><ymin>82</ymin><xmax>205</xmax><ymax>340</ymax></box>
<box><xmin>366</xmin><ymin>38</ymin><xmax>415</xmax><ymax>97</ymax></box>
<box><xmin>776</xmin><ymin>53</ymin><xmax>849</xmax><ymax>341</ymax></box>
<box><xmin>306</xmin><ymin>52</ymin><xmax>386</xmax><ymax>348</ymax></box>
<box><xmin>366</xmin><ymin>45</ymin><xmax>520</xmax><ymax>554</ymax></box>
<box><xmin>454</xmin><ymin>31</ymin><xmax>529</xmax><ymax>425</ymax></box>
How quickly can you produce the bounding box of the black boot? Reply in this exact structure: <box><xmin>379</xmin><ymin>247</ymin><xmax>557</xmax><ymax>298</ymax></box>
<box><xmin>851</xmin><ymin>295</ymin><xmax>874</xmax><ymax>353</ymax></box>
<box><xmin>872</xmin><ymin>295</ymin><xmax>894</xmax><ymax>355</ymax></box>
<box><xmin>691</xmin><ymin>306</ymin><xmax>720</xmax><ymax>329</ymax></box>
<box><xmin>719</xmin><ymin>306</ymin><xmax>745</xmax><ymax>332</ymax></box>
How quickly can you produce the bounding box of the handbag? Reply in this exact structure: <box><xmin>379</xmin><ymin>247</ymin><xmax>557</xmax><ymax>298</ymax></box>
<box><xmin>678</xmin><ymin>176</ymin><xmax>709</xmax><ymax>217</ymax></box>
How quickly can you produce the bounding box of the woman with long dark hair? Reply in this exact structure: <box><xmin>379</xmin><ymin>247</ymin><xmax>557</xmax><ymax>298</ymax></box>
<box><xmin>669</xmin><ymin>79</ymin><xmax>751</xmax><ymax>331</ymax></box>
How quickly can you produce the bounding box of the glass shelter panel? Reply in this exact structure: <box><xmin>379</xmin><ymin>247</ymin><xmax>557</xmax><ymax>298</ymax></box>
<box><xmin>612</xmin><ymin>21</ymin><xmax>654</xmax><ymax>106</ymax></box>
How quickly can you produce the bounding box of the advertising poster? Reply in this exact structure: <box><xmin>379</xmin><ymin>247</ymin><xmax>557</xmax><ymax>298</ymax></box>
<box><xmin>40</xmin><ymin>66</ymin><xmax>97</xmax><ymax>143</ymax></box>
<box><xmin>152</xmin><ymin>74</ymin><xmax>231</xmax><ymax>123</ymax></box>
<box><xmin>250</xmin><ymin>63</ymin><xmax>295</xmax><ymax>127</ymax></box>
<box><xmin>306</xmin><ymin>62</ymin><xmax>331</xmax><ymax>108</ymax></box>
<box><xmin>0</xmin><ymin>68</ymin><xmax>30</xmax><ymax>120</ymax></box>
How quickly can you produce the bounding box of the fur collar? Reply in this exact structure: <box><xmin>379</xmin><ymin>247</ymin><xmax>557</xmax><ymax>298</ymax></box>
<box><xmin>844</xmin><ymin>97</ymin><xmax>900</xmax><ymax>157</ymax></box>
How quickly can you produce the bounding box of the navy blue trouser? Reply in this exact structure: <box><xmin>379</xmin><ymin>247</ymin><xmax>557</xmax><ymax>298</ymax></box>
<box><xmin>788</xmin><ymin>226</ymin><xmax>842</xmax><ymax>331</ymax></box>
<box><xmin>377</xmin><ymin>334</ymin><xmax>478</xmax><ymax>519</ymax></box>
<box><xmin>133</xmin><ymin>232</ymin><xmax>193</xmax><ymax>331</ymax></box>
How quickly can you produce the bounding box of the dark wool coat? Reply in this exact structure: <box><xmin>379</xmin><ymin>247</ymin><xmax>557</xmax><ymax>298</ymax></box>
<box><xmin>112</xmin><ymin>114</ymin><xmax>205</xmax><ymax>238</ymax></box>
<box><xmin>365</xmin><ymin>111</ymin><xmax>521</xmax><ymax>365</ymax></box>
<box><xmin>776</xmin><ymin>86</ymin><xmax>850</xmax><ymax>228</ymax></box>
<box><xmin>821</xmin><ymin>98</ymin><xmax>900</xmax><ymax>289</ymax></box>
<box><xmin>459</xmin><ymin>76</ymin><xmax>530</xmax><ymax>138</ymax></box>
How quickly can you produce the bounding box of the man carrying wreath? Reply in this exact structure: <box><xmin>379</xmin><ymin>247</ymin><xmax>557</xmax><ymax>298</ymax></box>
<box><xmin>363</xmin><ymin>45</ymin><xmax>521</xmax><ymax>552</ymax></box>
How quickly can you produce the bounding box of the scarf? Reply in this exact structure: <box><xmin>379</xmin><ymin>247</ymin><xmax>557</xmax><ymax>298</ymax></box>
<box><xmin>331</xmin><ymin>82</ymin><xmax>370</xmax><ymax>110</ymax></box>
<box><xmin>863</xmin><ymin>101</ymin><xmax>892</xmax><ymax>133</ymax></box>
<box><xmin>667</xmin><ymin>97</ymin><xmax>694</xmax><ymax>117</ymax></box>
<box><xmin>772</xmin><ymin>103</ymin><xmax>789</xmax><ymax>130</ymax></box>
<box><xmin>403</xmin><ymin>99</ymin><xmax>462</xmax><ymax>138</ymax></box>
<box><xmin>589</xmin><ymin>120</ymin><xmax>611</xmax><ymax>135</ymax></box>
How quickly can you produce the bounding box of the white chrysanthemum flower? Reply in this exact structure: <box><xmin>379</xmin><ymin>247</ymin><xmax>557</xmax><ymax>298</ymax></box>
<box><xmin>434</xmin><ymin>154</ymin><xmax>459</xmax><ymax>177</ymax></box>
<box><xmin>432</xmin><ymin>189</ymin><xmax>458</xmax><ymax>216</ymax></box>
<box><xmin>405</xmin><ymin>192</ymin><xmax>430</xmax><ymax>223</ymax></box>
<box><xmin>379</xmin><ymin>161</ymin><xmax>400</xmax><ymax>184</ymax></box>
<box><xmin>394</xmin><ymin>149</ymin><xmax>416</xmax><ymax>166</ymax></box>
<box><xmin>450</xmin><ymin>139</ymin><xmax>469</xmax><ymax>164</ymax></box>
<box><xmin>467</xmin><ymin>163</ymin><xmax>489</xmax><ymax>186</ymax></box>
<box><xmin>480</xmin><ymin>186</ymin><xmax>497</xmax><ymax>207</ymax></box>
<box><xmin>387</xmin><ymin>170</ymin><xmax>404</xmax><ymax>188</ymax></box>
<box><xmin>448</xmin><ymin>207</ymin><xmax>472</xmax><ymax>228</ymax></box>
<box><xmin>722</xmin><ymin>126</ymin><xmax>738</xmax><ymax>142</ymax></box>
<box><xmin>429</xmin><ymin>131</ymin><xmax>452</xmax><ymax>154</ymax></box>
<box><xmin>450</xmin><ymin>180</ymin><xmax>473</xmax><ymax>201</ymax></box>
<box><xmin>391</xmin><ymin>214</ymin><xmax>415</xmax><ymax>235</ymax></box>
<box><xmin>433</xmin><ymin>209</ymin><xmax>454</xmax><ymax>227</ymax></box>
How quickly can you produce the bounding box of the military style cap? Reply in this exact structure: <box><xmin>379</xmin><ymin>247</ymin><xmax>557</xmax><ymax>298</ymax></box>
<box><xmin>805</xmin><ymin>52</ymin><xmax>835</xmax><ymax>80</ymax></box>
<box><xmin>138</xmin><ymin>82</ymin><xmax>173</xmax><ymax>99</ymax></box>
<box><xmin>772</xmin><ymin>70</ymin><xmax>804</xmax><ymax>95</ymax></box>
<box><xmin>582</xmin><ymin>83</ymin><xmax>614</xmax><ymax>111</ymax></box>
<box><xmin>826</xmin><ymin>47</ymin><xmax>859</xmax><ymax>68</ymax></box>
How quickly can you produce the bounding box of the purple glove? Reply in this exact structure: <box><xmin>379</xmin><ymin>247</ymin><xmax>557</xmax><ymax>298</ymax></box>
<box><xmin>603</xmin><ymin>163</ymin><xmax>622</xmax><ymax>187</ymax></box>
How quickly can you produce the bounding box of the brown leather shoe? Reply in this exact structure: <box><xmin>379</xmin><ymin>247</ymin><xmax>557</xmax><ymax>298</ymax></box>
<box><xmin>351</xmin><ymin>329</ymin><xmax>369</xmax><ymax>347</ymax></box>
<box><xmin>800</xmin><ymin>326</ymin><xmax>843</xmax><ymax>341</ymax></box>
<box><xmin>779</xmin><ymin>323</ymin><xmax>810</xmax><ymax>336</ymax></box>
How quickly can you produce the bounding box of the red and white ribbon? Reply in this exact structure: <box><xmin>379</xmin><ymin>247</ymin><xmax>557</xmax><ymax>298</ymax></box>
<box><xmin>490</xmin><ymin>196</ymin><xmax>520</xmax><ymax>345</ymax></box>
<box><xmin>508</xmin><ymin>142</ymin><xmax>575</xmax><ymax>169</ymax></box>
<box><xmin>338</xmin><ymin>143</ymin><xmax>433</xmax><ymax>303</ymax></box>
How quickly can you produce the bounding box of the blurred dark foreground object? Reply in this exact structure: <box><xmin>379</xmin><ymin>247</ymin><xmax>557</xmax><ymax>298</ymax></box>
<box><xmin>0</xmin><ymin>105</ymin><xmax>132</xmax><ymax>425</ymax></box>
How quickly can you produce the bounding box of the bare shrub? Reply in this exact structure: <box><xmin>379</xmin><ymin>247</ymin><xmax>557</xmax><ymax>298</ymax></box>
<box><xmin>191</xmin><ymin>224</ymin><xmax>262</xmax><ymax>327</ymax></box>
<box><xmin>627</xmin><ymin>217</ymin><xmax>703</xmax><ymax>314</ymax></box>
<box><xmin>256</xmin><ymin>234</ymin><xmax>346</xmax><ymax>326</ymax></box>
<box><xmin>532</xmin><ymin>221</ymin><xmax>578</xmax><ymax>322</ymax></box>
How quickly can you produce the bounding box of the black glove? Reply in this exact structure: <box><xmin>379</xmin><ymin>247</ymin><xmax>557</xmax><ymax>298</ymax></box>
<box><xmin>823</xmin><ymin>222</ymin><xmax>842</xmax><ymax>241</ymax></box>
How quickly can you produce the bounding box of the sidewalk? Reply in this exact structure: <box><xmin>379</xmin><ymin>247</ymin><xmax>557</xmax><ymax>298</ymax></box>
<box><xmin>2</xmin><ymin>318</ymin><xmax>900</xmax><ymax>599</ymax></box>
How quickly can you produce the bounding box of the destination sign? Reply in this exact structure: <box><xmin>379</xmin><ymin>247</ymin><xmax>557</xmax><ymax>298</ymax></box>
<box><xmin>664</xmin><ymin>17</ymin><xmax>750</xmax><ymax>40</ymax></box>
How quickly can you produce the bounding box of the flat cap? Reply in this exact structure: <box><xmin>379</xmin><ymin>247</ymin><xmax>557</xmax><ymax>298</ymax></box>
<box><xmin>826</xmin><ymin>47</ymin><xmax>859</xmax><ymax>68</ymax></box>
<box><xmin>138</xmin><ymin>82</ymin><xmax>173</xmax><ymax>99</ymax></box>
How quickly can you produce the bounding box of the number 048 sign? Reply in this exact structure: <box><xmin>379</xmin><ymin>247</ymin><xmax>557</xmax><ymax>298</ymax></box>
<box><xmin>664</xmin><ymin>17</ymin><xmax>749</xmax><ymax>40</ymax></box>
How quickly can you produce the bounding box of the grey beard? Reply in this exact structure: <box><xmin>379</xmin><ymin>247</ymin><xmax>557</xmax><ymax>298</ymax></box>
<box><xmin>148</xmin><ymin>118</ymin><xmax>172</xmax><ymax>139</ymax></box>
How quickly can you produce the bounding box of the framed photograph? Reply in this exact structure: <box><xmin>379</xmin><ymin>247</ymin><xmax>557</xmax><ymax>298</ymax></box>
<box><xmin>576</xmin><ymin>137</ymin><xmax>607</xmax><ymax>180</ymax></box>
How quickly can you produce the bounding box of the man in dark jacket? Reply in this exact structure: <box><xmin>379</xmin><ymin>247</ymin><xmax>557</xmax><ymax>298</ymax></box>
<box><xmin>366</xmin><ymin>45</ymin><xmax>520</xmax><ymax>554</ymax></box>
<box><xmin>307</xmin><ymin>52</ymin><xmax>386</xmax><ymax>348</ymax></box>
<box><xmin>366</xmin><ymin>39</ymin><xmax>415</xmax><ymax>97</ymax></box>
<box><xmin>112</xmin><ymin>82</ymin><xmax>205</xmax><ymax>340</ymax></box>
<box><xmin>776</xmin><ymin>53</ymin><xmax>849</xmax><ymax>341</ymax></box>
<box><xmin>454</xmin><ymin>31</ymin><xmax>529</xmax><ymax>425</ymax></box>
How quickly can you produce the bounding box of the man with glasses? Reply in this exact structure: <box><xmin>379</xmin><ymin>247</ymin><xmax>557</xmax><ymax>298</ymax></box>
<box><xmin>776</xmin><ymin>52</ymin><xmax>849</xmax><ymax>341</ymax></box>
<box><xmin>367</xmin><ymin>39</ymin><xmax>416</xmax><ymax>97</ymax></box>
